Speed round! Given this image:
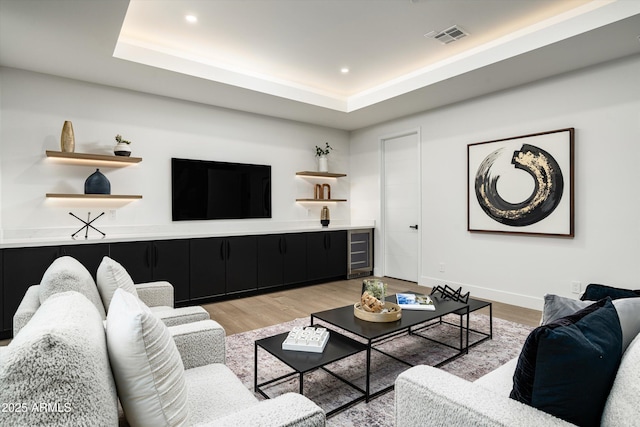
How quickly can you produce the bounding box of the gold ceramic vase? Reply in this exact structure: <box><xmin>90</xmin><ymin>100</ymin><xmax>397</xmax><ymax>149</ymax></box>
<box><xmin>321</xmin><ymin>205</ymin><xmax>330</xmax><ymax>227</ymax></box>
<box><xmin>60</xmin><ymin>121</ymin><xmax>75</xmax><ymax>153</ymax></box>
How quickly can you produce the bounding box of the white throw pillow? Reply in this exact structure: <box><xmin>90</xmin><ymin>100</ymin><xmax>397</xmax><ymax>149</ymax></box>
<box><xmin>0</xmin><ymin>291</ymin><xmax>118</xmax><ymax>426</ymax></box>
<box><xmin>106</xmin><ymin>289</ymin><xmax>189</xmax><ymax>427</ymax></box>
<box><xmin>610</xmin><ymin>298</ymin><xmax>640</xmax><ymax>352</ymax></box>
<box><xmin>96</xmin><ymin>256</ymin><xmax>138</xmax><ymax>312</ymax></box>
<box><xmin>39</xmin><ymin>256</ymin><xmax>106</xmax><ymax>319</ymax></box>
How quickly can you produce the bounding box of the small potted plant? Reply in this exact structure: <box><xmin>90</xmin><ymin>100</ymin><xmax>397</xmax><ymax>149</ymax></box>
<box><xmin>315</xmin><ymin>142</ymin><xmax>333</xmax><ymax>172</ymax></box>
<box><xmin>114</xmin><ymin>134</ymin><xmax>132</xmax><ymax>157</ymax></box>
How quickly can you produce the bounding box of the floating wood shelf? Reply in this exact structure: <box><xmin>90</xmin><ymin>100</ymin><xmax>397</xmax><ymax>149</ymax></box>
<box><xmin>46</xmin><ymin>150</ymin><xmax>142</xmax><ymax>165</ymax></box>
<box><xmin>46</xmin><ymin>193</ymin><xmax>143</xmax><ymax>200</ymax></box>
<box><xmin>296</xmin><ymin>171</ymin><xmax>347</xmax><ymax>178</ymax></box>
<box><xmin>296</xmin><ymin>198</ymin><xmax>347</xmax><ymax>202</ymax></box>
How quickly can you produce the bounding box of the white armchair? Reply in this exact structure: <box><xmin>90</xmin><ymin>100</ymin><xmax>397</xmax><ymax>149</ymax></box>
<box><xmin>12</xmin><ymin>256</ymin><xmax>209</xmax><ymax>336</ymax></box>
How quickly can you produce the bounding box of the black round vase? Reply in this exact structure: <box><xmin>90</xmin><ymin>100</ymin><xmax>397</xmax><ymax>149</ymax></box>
<box><xmin>84</xmin><ymin>169</ymin><xmax>111</xmax><ymax>194</ymax></box>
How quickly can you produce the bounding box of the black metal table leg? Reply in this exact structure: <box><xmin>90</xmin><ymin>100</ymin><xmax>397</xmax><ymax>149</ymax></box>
<box><xmin>365</xmin><ymin>340</ymin><xmax>371</xmax><ymax>402</ymax></box>
<box><xmin>254</xmin><ymin>342</ymin><xmax>258</xmax><ymax>392</ymax></box>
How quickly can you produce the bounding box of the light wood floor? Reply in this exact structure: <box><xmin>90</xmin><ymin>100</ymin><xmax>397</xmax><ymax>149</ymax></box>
<box><xmin>0</xmin><ymin>277</ymin><xmax>540</xmax><ymax>346</ymax></box>
<box><xmin>202</xmin><ymin>277</ymin><xmax>541</xmax><ymax>335</ymax></box>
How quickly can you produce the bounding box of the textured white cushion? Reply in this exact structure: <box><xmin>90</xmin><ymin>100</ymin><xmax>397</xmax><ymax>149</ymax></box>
<box><xmin>38</xmin><ymin>256</ymin><xmax>106</xmax><ymax>319</ymax></box>
<box><xmin>184</xmin><ymin>364</ymin><xmax>258</xmax><ymax>423</ymax></box>
<box><xmin>474</xmin><ymin>358</ymin><xmax>518</xmax><ymax>396</ymax></box>
<box><xmin>0</xmin><ymin>291</ymin><xmax>117</xmax><ymax>426</ymax></box>
<box><xmin>601</xmin><ymin>332</ymin><xmax>640</xmax><ymax>426</ymax></box>
<box><xmin>96</xmin><ymin>256</ymin><xmax>138</xmax><ymax>312</ymax></box>
<box><xmin>106</xmin><ymin>289</ymin><xmax>189</xmax><ymax>427</ymax></box>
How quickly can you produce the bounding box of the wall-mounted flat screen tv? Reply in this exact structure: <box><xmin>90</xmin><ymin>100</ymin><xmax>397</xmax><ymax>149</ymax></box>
<box><xmin>171</xmin><ymin>157</ymin><xmax>271</xmax><ymax>221</ymax></box>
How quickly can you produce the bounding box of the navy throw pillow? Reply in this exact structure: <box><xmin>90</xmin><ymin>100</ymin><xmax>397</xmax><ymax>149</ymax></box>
<box><xmin>580</xmin><ymin>283</ymin><xmax>640</xmax><ymax>301</ymax></box>
<box><xmin>510</xmin><ymin>298</ymin><xmax>622</xmax><ymax>427</ymax></box>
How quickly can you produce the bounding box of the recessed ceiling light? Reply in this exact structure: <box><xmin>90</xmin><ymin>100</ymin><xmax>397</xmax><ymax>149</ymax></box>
<box><xmin>185</xmin><ymin>15</ymin><xmax>198</xmax><ymax>23</ymax></box>
<box><xmin>340</xmin><ymin>67</ymin><xmax>350</xmax><ymax>74</ymax></box>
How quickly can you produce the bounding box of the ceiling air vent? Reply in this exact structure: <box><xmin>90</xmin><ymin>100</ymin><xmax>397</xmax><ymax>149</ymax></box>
<box><xmin>426</xmin><ymin>25</ymin><xmax>468</xmax><ymax>45</ymax></box>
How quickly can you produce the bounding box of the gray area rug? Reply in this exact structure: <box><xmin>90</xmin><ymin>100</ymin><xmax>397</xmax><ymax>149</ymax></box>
<box><xmin>225</xmin><ymin>313</ymin><xmax>533</xmax><ymax>426</ymax></box>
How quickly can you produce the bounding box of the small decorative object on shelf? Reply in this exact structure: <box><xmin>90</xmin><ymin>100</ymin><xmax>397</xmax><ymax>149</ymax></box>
<box><xmin>69</xmin><ymin>211</ymin><xmax>106</xmax><ymax>239</ymax></box>
<box><xmin>430</xmin><ymin>284</ymin><xmax>470</xmax><ymax>303</ymax></box>
<box><xmin>84</xmin><ymin>168</ymin><xmax>111</xmax><ymax>194</ymax></box>
<box><xmin>282</xmin><ymin>326</ymin><xmax>329</xmax><ymax>353</ymax></box>
<box><xmin>314</xmin><ymin>183</ymin><xmax>331</xmax><ymax>200</ymax></box>
<box><xmin>114</xmin><ymin>134</ymin><xmax>132</xmax><ymax>157</ymax></box>
<box><xmin>60</xmin><ymin>120</ymin><xmax>75</xmax><ymax>153</ymax></box>
<box><xmin>315</xmin><ymin>142</ymin><xmax>333</xmax><ymax>172</ymax></box>
<box><xmin>320</xmin><ymin>205</ymin><xmax>330</xmax><ymax>227</ymax></box>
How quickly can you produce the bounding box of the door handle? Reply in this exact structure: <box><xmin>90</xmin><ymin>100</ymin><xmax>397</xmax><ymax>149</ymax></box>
<box><xmin>409</xmin><ymin>225</ymin><xmax>418</xmax><ymax>230</ymax></box>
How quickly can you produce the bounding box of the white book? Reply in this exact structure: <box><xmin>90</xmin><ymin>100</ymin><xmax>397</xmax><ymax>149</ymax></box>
<box><xmin>396</xmin><ymin>293</ymin><xmax>436</xmax><ymax>310</ymax></box>
<box><xmin>282</xmin><ymin>327</ymin><xmax>329</xmax><ymax>353</ymax></box>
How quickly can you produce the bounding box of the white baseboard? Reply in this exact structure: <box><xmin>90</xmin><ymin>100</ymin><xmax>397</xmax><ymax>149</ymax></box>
<box><xmin>419</xmin><ymin>276</ymin><xmax>543</xmax><ymax>311</ymax></box>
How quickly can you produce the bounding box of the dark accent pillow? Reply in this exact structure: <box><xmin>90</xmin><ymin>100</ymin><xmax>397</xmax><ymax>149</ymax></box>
<box><xmin>580</xmin><ymin>283</ymin><xmax>640</xmax><ymax>301</ymax></box>
<box><xmin>510</xmin><ymin>298</ymin><xmax>622</xmax><ymax>427</ymax></box>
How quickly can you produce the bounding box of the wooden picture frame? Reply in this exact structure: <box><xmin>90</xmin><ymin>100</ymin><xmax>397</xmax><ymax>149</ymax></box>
<box><xmin>467</xmin><ymin>128</ymin><xmax>574</xmax><ymax>237</ymax></box>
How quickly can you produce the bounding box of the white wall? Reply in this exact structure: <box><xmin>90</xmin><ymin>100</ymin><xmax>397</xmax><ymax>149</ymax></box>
<box><xmin>0</xmin><ymin>68</ymin><xmax>350</xmax><ymax>239</ymax></box>
<box><xmin>3</xmin><ymin>55</ymin><xmax>639</xmax><ymax>311</ymax></box>
<box><xmin>351</xmin><ymin>54</ymin><xmax>640</xmax><ymax>310</ymax></box>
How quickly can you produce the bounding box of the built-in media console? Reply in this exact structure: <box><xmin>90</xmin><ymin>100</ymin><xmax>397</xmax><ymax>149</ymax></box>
<box><xmin>171</xmin><ymin>157</ymin><xmax>271</xmax><ymax>221</ymax></box>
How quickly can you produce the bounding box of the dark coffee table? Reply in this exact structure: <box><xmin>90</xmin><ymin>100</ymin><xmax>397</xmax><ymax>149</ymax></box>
<box><xmin>254</xmin><ymin>329</ymin><xmax>368</xmax><ymax>417</ymax></box>
<box><xmin>311</xmin><ymin>295</ymin><xmax>469</xmax><ymax>400</ymax></box>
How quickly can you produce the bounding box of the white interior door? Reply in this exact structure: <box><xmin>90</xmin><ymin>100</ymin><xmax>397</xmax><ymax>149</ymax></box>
<box><xmin>383</xmin><ymin>130</ymin><xmax>420</xmax><ymax>282</ymax></box>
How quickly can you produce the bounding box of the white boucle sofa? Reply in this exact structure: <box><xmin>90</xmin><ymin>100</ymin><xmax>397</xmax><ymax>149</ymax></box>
<box><xmin>12</xmin><ymin>256</ymin><xmax>209</xmax><ymax>336</ymax></box>
<box><xmin>394</xmin><ymin>296</ymin><xmax>640</xmax><ymax>427</ymax></box>
<box><xmin>0</xmin><ymin>289</ymin><xmax>325</xmax><ymax>426</ymax></box>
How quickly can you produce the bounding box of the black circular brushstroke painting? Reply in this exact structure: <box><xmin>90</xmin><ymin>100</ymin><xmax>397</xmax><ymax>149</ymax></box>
<box><xmin>474</xmin><ymin>143</ymin><xmax>564</xmax><ymax>227</ymax></box>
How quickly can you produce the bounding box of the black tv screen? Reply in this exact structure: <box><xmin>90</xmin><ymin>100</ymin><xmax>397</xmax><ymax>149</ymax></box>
<box><xmin>171</xmin><ymin>158</ymin><xmax>271</xmax><ymax>221</ymax></box>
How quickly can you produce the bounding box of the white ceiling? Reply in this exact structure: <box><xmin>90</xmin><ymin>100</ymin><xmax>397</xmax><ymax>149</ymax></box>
<box><xmin>1</xmin><ymin>0</ymin><xmax>640</xmax><ymax>131</ymax></box>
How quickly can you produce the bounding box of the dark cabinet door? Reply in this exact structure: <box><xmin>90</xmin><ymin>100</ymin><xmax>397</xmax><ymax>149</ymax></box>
<box><xmin>257</xmin><ymin>234</ymin><xmax>284</xmax><ymax>289</ymax></box>
<box><xmin>226</xmin><ymin>236</ymin><xmax>257</xmax><ymax>294</ymax></box>
<box><xmin>258</xmin><ymin>233</ymin><xmax>307</xmax><ymax>289</ymax></box>
<box><xmin>326</xmin><ymin>231</ymin><xmax>347</xmax><ymax>278</ymax></box>
<box><xmin>190</xmin><ymin>238</ymin><xmax>226</xmax><ymax>300</ymax></box>
<box><xmin>307</xmin><ymin>232</ymin><xmax>329</xmax><ymax>281</ymax></box>
<box><xmin>60</xmin><ymin>243</ymin><xmax>110</xmax><ymax>280</ymax></box>
<box><xmin>109</xmin><ymin>241</ymin><xmax>153</xmax><ymax>284</ymax></box>
<box><xmin>153</xmin><ymin>240</ymin><xmax>190</xmax><ymax>304</ymax></box>
<box><xmin>109</xmin><ymin>240</ymin><xmax>190</xmax><ymax>304</ymax></box>
<box><xmin>2</xmin><ymin>246</ymin><xmax>60</xmax><ymax>335</ymax></box>
<box><xmin>306</xmin><ymin>231</ymin><xmax>347</xmax><ymax>281</ymax></box>
<box><xmin>282</xmin><ymin>233</ymin><xmax>307</xmax><ymax>286</ymax></box>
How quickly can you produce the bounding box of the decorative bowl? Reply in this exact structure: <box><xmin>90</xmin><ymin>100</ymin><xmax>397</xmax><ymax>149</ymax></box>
<box><xmin>353</xmin><ymin>302</ymin><xmax>402</xmax><ymax>322</ymax></box>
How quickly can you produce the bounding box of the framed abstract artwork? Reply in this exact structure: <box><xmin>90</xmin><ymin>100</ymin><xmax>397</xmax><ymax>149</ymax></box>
<box><xmin>467</xmin><ymin>128</ymin><xmax>574</xmax><ymax>237</ymax></box>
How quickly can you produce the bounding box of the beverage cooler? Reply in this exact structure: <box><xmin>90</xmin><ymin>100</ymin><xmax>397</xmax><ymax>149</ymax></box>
<box><xmin>347</xmin><ymin>229</ymin><xmax>373</xmax><ymax>279</ymax></box>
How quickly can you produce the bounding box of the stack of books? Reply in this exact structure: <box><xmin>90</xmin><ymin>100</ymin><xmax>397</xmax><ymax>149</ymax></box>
<box><xmin>282</xmin><ymin>326</ymin><xmax>329</xmax><ymax>353</ymax></box>
<box><xmin>396</xmin><ymin>293</ymin><xmax>436</xmax><ymax>310</ymax></box>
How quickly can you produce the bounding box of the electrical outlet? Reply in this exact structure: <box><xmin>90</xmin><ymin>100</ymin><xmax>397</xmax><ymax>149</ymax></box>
<box><xmin>108</xmin><ymin>209</ymin><xmax>117</xmax><ymax>221</ymax></box>
<box><xmin>571</xmin><ymin>281</ymin><xmax>582</xmax><ymax>294</ymax></box>
<box><xmin>439</xmin><ymin>262</ymin><xmax>445</xmax><ymax>273</ymax></box>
